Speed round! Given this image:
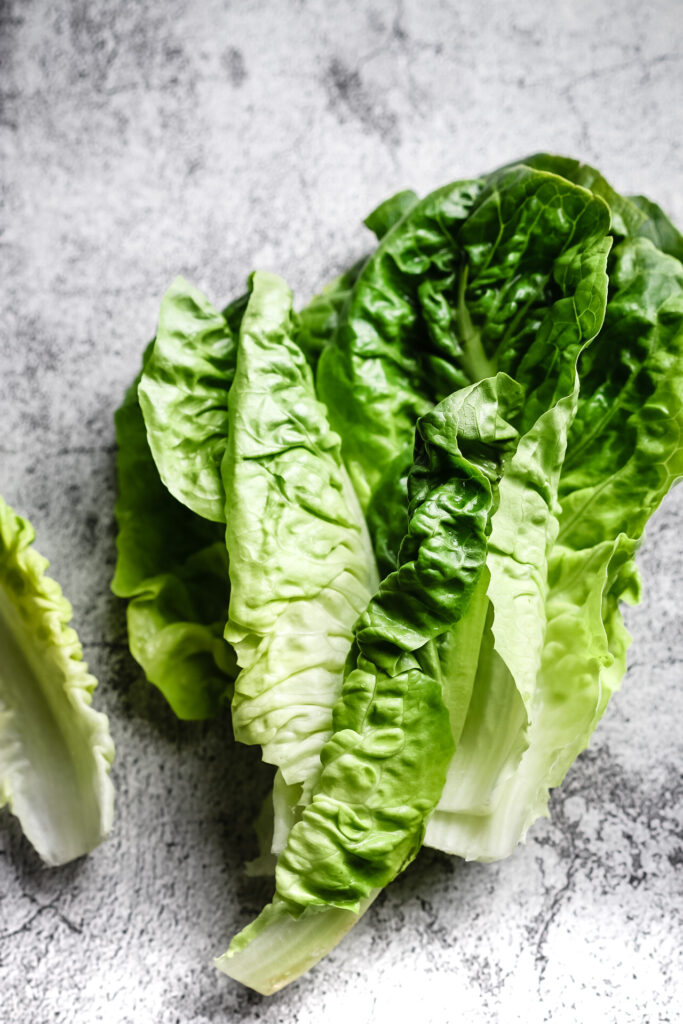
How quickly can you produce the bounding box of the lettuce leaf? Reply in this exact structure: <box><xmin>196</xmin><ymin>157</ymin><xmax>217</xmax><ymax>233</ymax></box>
<box><xmin>292</xmin><ymin>259</ymin><xmax>365</xmax><ymax>368</ymax></box>
<box><xmin>217</xmin><ymin>166</ymin><xmax>615</xmax><ymax>988</ymax></box>
<box><xmin>138</xmin><ymin>279</ymin><xmax>245</xmax><ymax>523</ymax></box>
<box><xmin>627</xmin><ymin>195</ymin><xmax>683</xmax><ymax>261</ymax></box>
<box><xmin>116</xmin><ymin>271</ymin><xmax>369</xmax><ymax>723</ymax></box>
<box><xmin>363</xmin><ymin>189</ymin><xmax>419</xmax><ymax>240</ymax></box>
<box><xmin>518</xmin><ymin>153</ymin><xmax>683</xmax><ymax>260</ymax></box>
<box><xmin>215</xmin><ymin>892</ymin><xmax>379</xmax><ymax>995</ymax></box>
<box><xmin>318</xmin><ymin>165</ymin><xmax>611</xmax><ymax>510</ymax></box>
<box><xmin>318</xmin><ymin>165</ymin><xmax>613</xmax><ymax>857</ymax></box>
<box><xmin>223</xmin><ymin>271</ymin><xmax>379</xmax><ymax>799</ymax></box>
<box><xmin>317</xmin><ymin>177</ymin><xmax>483</xmax><ymax>509</ymax></box>
<box><xmin>0</xmin><ymin>496</ymin><xmax>115</xmax><ymax>865</ymax></box>
<box><xmin>112</xmin><ymin>349</ymin><xmax>236</xmax><ymax>720</ymax></box>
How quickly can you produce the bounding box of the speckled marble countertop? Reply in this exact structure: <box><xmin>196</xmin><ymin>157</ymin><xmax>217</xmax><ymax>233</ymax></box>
<box><xmin>1</xmin><ymin>1</ymin><xmax>682</xmax><ymax>1021</ymax></box>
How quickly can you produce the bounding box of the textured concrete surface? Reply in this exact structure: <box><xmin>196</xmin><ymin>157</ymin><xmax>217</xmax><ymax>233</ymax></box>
<box><xmin>1</xmin><ymin>1</ymin><xmax>682</xmax><ymax>1021</ymax></box>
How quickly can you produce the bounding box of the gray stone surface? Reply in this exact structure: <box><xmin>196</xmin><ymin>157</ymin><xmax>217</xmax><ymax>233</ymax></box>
<box><xmin>1</xmin><ymin>0</ymin><xmax>682</xmax><ymax>1021</ymax></box>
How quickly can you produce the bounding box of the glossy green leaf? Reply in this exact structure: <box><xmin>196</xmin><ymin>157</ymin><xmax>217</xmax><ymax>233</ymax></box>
<box><xmin>317</xmin><ymin>177</ymin><xmax>483</xmax><ymax>509</ymax></box>
<box><xmin>427</xmin><ymin>221</ymin><xmax>611</xmax><ymax>845</ymax></box>
<box><xmin>626</xmin><ymin>195</ymin><xmax>683</xmax><ymax>263</ymax></box>
<box><xmin>517</xmin><ymin>153</ymin><xmax>683</xmax><ymax>260</ymax></box>
<box><xmin>319</xmin><ymin>166</ymin><xmax>611</xmax><ymax>510</ymax></box>
<box><xmin>428</xmin><ymin>236</ymin><xmax>683</xmax><ymax>859</ymax></box>
<box><xmin>363</xmin><ymin>189</ymin><xmax>419</xmax><ymax>240</ymax></box>
<box><xmin>138</xmin><ymin>278</ymin><xmax>241</xmax><ymax>523</ymax></box>
<box><xmin>510</xmin><ymin>153</ymin><xmax>649</xmax><ymax>240</ymax></box>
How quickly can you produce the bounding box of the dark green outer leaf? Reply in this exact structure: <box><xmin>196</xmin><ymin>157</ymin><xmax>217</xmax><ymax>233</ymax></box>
<box><xmin>517</xmin><ymin>153</ymin><xmax>683</xmax><ymax>261</ymax></box>
<box><xmin>317</xmin><ymin>178</ymin><xmax>483</xmax><ymax>509</ymax></box>
<box><xmin>425</xmin><ymin>216</ymin><xmax>611</xmax><ymax>851</ymax></box>
<box><xmin>318</xmin><ymin>166</ymin><xmax>611</xmax><ymax>511</ymax></box>
<box><xmin>511</xmin><ymin>153</ymin><xmax>649</xmax><ymax>239</ymax></box>
<box><xmin>363</xmin><ymin>189</ymin><xmax>419</xmax><ymax>240</ymax></box>
<box><xmin>560</xmin><ymin>238</ymin><xmax>683</xmax><ymax>547</ymax></box>
<box><xmin>627</xmin><ymin>194</ymin><xmax>683</xmax><ymax>262</ymax></box>
<box><xmin>363</xmin><ymin>167</ymin><xmax>611</xmax><ymax>590</ymax></box>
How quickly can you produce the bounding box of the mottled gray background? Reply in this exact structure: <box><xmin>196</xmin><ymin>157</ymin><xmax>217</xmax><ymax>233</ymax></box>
<box><xmin>1</xmin><ymin>1</ymin><xmax>682</xmax><ymax>1021</ymax></box>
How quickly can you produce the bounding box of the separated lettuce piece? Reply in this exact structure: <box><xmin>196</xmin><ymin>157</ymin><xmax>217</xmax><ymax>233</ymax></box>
<box><xmin>0</xmin><ymin>496</ymin><xmax>114</xmax><ymax>865</ymax></box>
<box><xmin>112</xmin><ymin>348</ymin><xmax>236</xmax><ymax>720</ymax></box>
<box><xmin>138</xmin><ymin>279</ymin><xmax>245</xmax><ymax>523</ymax></box>
<box><xmin>222</xmin><ymin>271</ymin><xmax>378</xmax><ymax>800</ymax></box>
<box><xmin>217</xmin><ymin>372</ymin><xmax>524</xmax><ymax>993</ymax></box>
<box><xmin>427</xmin><ymin>236</ymin><xmax>683</xmax><ymax>859</ymax></box>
